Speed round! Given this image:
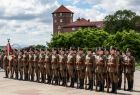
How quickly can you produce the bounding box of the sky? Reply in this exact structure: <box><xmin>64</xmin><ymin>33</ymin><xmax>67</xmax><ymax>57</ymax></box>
<box><xmin>0</xmin><ymin>0</ymin><xmax>140</xmax><ymax>46</ymax></box>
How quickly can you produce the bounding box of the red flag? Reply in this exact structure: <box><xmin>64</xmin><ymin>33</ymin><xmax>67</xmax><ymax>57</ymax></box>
<box><xmin>6</xmin><ymin>40</ymin><xmax>13</xmax><ymax>56</ymax></box>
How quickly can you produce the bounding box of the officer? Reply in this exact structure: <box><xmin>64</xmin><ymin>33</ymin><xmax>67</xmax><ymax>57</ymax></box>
<box><xmin>28</xmin><ymin>49</ymin><xmax>34</xmax><ymax>81</ymax></box>
<box><xmin>13</xmin><ymin>50</ymin><xmax>18</xmax><ymax>79</ymax></box>
<box><xmin>18</xmin><ymin>50</ymin><xmax>23</xmax><ymax>80</ymax></box>
<box><xmin>34</xmin><ymin>49</ymin><xmax>40</xmax><ymax>82</ymax></box>
<box><xmin>51</xmin><ymin>48</ymin><xmax>59</xmax><ymax>85</ymax></box>
<box><xmin>45</xmin><ymin>48</ymin><xmax>52</xmax><ymax>84</ymax></box>
<box><xmin>85</xmin><ymin>48</ymin><xmax>95</xmax><ymax>90</ymax></box>
<box><xmin>59</xmin><ymin>48</ymin><xmax>67</xmax><ymax>86</ymax></box>
<box><xmin>95</xmin><ymin>47</ymin><xmax>105</xmax><ymax>91</ymax></box>
<box><xmin>3</xmin><ymin>51</ymin><xmax>9</xmax><ymax>78</ymax></box>
<box><xmin>107</xmin><ymin>47</ymin><xmax>118</xmax><ymax>93</ymax></box>
<box><xmin>23</xmin><ymin>50</ymin><xmax>29</xmax><ymax>81</ymax></box>
<box><xmin>67</xmin><ymin>48</ymin><xmax>76</xmax><ymax>87</ymax></box>
<box><xmin>76</xmin><ymin>48</ymin><xmax>85</xmax><ymax>89</ymax></box>
<box><xmin>123</xmin><ymin>48</ymin><xmax>135</xmax><ymax>91</ymax></box>
<box><xmin>116</xmin><ymin>49</ymin><xmax>123</xmax><ymax>89</ymax></box>
<box><xmin>38</xmin><ymin>49</ymin><xmax>45</xmax><ymax>83</ymax></box>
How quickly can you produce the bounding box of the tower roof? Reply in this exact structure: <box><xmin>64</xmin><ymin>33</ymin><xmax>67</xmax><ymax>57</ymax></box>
<box><xmin>52</xmin><ymin>5</ymin><xmax>73</xmax><ymax>14</ymax></box>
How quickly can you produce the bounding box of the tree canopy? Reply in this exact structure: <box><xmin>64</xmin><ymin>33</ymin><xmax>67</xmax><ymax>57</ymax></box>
<box><xmin>104</xmin><ymin>10</ymin><xmax>137</xmax><ymax>33</ymax></box>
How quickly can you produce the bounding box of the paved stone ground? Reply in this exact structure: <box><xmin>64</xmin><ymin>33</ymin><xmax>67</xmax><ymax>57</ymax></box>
<box><xmin>0</xmin><ymin>70</ymin><xmax>140</xmax><ymax>95</ymax></box>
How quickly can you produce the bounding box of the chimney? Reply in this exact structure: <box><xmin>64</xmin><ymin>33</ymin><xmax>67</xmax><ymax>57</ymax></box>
<box><xmin>77</xmin><ymin>17</ymin><xmax>80</xmax><ymax>21</ymax></box>
<box><xmin>88</xmin><ymin>19</ymin><xmax>90</xmax><ymax>22</ymax></box>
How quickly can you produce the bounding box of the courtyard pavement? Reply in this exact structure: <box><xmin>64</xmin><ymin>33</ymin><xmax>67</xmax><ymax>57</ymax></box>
<box><xmin>0</xmin><ymin>70</ymin><xmax>140</xmax><ymax>95</ymax></box>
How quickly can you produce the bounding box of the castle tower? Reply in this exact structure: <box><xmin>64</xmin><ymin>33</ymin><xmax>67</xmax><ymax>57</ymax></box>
<box><xmin>52</xmin><ymin>5</ymin><xmax>74</xmax><ymax>34</ymax></box>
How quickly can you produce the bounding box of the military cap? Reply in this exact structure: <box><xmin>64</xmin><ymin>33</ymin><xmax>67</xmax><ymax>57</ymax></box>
<box><xmin>126</xmin><ymin>48</ymin><xmax>131</xmax><ymax>53</ymax></box>
<box><xmin>88</xmin><ymin>48</ymin><xmax>93</xmax><ymax>51</ymax></box>
<box><xmin>110</xmin><ymin>46</ymin><xmax>116</xmax><ymax>50</ymax></box>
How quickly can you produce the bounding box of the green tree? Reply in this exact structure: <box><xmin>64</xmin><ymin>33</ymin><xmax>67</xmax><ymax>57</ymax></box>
<box><xmin>104</xmin><ymin>10</ymin><xmax>136</xmax><ymax>33</ymax></box>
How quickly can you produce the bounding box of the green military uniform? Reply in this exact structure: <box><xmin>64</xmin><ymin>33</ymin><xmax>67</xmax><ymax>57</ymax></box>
<box><xmin>18</xmin><ymin>51</ymin><xmax>23</xmax><ymax>80</ymax></box>
<box><xmin>45</xmin><ymin>49</ymin><xmax>52</xmax><ymax>84</ymax></box>
<box><xmin>76</xmin><ymin>49</ymin><xmax>85</xmax><ymax>89</ymax></box>
<box><xmin>13</xmin><ymin>53</ymin><xmax>18</xmax><ymax>79</ymax></box>
<box><xmin>3</xmin><ymin>54</ymin><xmax>9</xmax><ymax>78</ymax></box>
<box><xmin>85</xmin><ymin>49</ymin><xmax>95</xmax><ymax>90</ymax></box>
<box><xmin>107</xmin><ymin>48</ymin><xmax>118</xmax><ymax>93</ymax></box>
<box><xmin>116</xmin><ymin>50</ymin><xmax>123</xmax><ymax>89</ymax></box>
<box><xmin>123</xmin><ymin>49</ymin><xmax>135</xmax><ymax>91</ymax></box>
<box><xmin>67</xmin><ymin>49</ymin><xmax>76</xmax><ymax>87</ymax></box>
<box><xmin>23</xmin><ymin>51</ymin><xmax>29</xmax><ymax>81</ymax></box>
<box><xmin>8</xmin><ymin>54</ymin><xmax>14</xmax><ymax>79</ymax></box>
<box><xmin>38</xmin><ymin>50</ymin><xmax>45</xmax><ymax>83</ymax></box>
<box><xmin>95</xmin><ymin>51</ymin><xmax>105</xmax><ymax>91</ymax></box>
<box><xmin>28</xmin><ymin>51</ymin><xmax>34</xmax><ymax>81</ymax></box>
<box><xmin>51</xmin><ymin>50</ymin><xmax>59</xmax><ymax>85</ymax></box>
<box><xmin>59</xmin><ymin>50</ymin><xmax>67</xmax><ymax>86</ymax></box>
<box><xmin>33</xmin><ymin>50</ymin><xmax>39</xmax><ymax>82</ymax></box>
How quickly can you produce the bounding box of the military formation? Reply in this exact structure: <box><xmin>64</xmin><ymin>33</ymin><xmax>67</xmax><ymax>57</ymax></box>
<box><xmin>0</xmin><ymin>47</ymin><xmax>135</xmax><ymax>94</ymax></box>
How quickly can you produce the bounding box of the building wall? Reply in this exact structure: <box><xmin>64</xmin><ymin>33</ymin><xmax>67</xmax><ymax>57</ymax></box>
<box><xmin>62</xmin><ymin>26</ymin><xmax>96</xmax><ymax>32</ymax></box>
<box><xmin>52</xmin><ymin>13</ymin><xmax>73</xmax><ymax>34</ymax></box>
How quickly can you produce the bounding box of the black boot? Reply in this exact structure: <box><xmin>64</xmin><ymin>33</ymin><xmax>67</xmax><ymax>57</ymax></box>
<box><xmin>63</xmin><ymin>77</ymin><xmax>67</xmax><ymax>86</ymax></box>
<box><xmin>55</xmin><ymin>76</ymin><xmax>58</xmax><ymax>85</ymax></box>
<box><xmin>79</xmin><ymin>79</ymin><xmax>84</xmax><ymax>89</ymax></box>
<box><xmin>15</xmin><ymin>73</ymin><xmax>18</xmax><ymax>79</ymax></box>
<box><xmin>129</xmin><ymin>80</ymin><xmax>133</xmax><ymax>91</ymax></box>
<box><xmin>114</xmin><ymin>83</ymin><xmax>117</xmax><ymax>94</ymax></box>
<box><xmin>70</xmin><ymin>78</ymin><xmax>74</xmax><ymax>88</ymax></box>
<box><xmin>99</xmin><ymin>81</ymin><xmax>102</xmax><ymax>91</ymax></box>
<box><xmin>110</xmin><ymin>82</ymin><xmax>114</xmax><ymax>93</ymax></box>
<box><xmin>4</xmin><ymin>71</ymin><xmax>8</xmax><ymax>78</ymax></box>
<box><xmin>127</xmin><ymin>81</ymin><xmax>131</xmax><ymax>91</ymax></box>
<box><xmin>90</xmin><ymin>80</ymin><xmax>93</xmax><ymax>90</ymax></box>
<box><xmin>41</xmin><ymin>75</ymin><xmax>44</xmax><ymax>83</ymax></box>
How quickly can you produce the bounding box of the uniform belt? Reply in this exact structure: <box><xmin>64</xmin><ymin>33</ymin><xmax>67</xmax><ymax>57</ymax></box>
<box><xmin>96</xmin><ymin>64</ymin><xmax>104</xmax><ymax>66</ymax></box>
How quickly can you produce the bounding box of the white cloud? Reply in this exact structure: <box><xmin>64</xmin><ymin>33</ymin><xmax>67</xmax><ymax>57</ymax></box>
<box><xmin>0</xmin><ymin>0</ymin><xmax>139</xmax><ymax>46</ymax></box>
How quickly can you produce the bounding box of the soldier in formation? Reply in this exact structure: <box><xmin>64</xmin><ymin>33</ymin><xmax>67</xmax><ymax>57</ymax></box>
<box><xmin>2</xmin><ymin>47</ymin><xmax>135</xmax><ymax>94</ymax></box>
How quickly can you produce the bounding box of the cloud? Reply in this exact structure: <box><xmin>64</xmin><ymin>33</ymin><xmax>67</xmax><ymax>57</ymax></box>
<box><xmin>0</xmin><ymin>0</ymin><xmax>139</xmax><ymax>46</ymax></box>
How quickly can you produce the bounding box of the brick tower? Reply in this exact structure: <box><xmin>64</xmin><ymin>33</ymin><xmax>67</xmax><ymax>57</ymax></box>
<box><xmin>52</xmin><ymin>5</ymin><xmax>74</xmax><ymax>34</ymax></box>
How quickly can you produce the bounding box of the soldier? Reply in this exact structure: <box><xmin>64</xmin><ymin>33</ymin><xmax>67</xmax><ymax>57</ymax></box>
<box><xmin>116</xmin><ymin>49</ymin><xmax>123</xmax><ymax>89</ymax></box>
<box><xmin>28</xmin><ymin>49</ymin><xmax>34</xmax><ymax>81</ymax></box>
<box><xmin>3</xmin><ymin>52</ymin><xmax>9</xmax><ymax>78</ymax></box>
<box><xmin>67</xmin><ymin>48</ymin><xmax>76</xmax><ymax>88</ymax></box>
<box><xmin>85</xmin><ymin>48</ymin><xmax>95</xmax><ymax>90</ymax></box>
<box><xmin>38</xmin><ymin>49</ymin><xmax>45</xmax><ymax>83</ymax></box>
<box><xmin>23</xmin><ymin>50</ymin><xmax>29</xmax><ymax>81</ymax></box>
<box><xmin>45</xmin><ymin>48</ymin><xmax>52</xmax><ymax>84</ymax></box>
<box><xmin>51</xmin><ymin>48</ymin><xmax>59</xmax><ymax>85</ymax></box>
<box><xmin>13</xmin><ymin>50</ymin><xmax>18</xmax><ymax>79</ymax></box>
<box><xmin>76</xmin><ymin>48</ymin><xmax>85</xmax><ymax>89</ymax></box>
<box><xmin>103</xmin><ymin>48</ymin><xmax>110</xmax><ymax>89</ymax></box>
<box><xmin>123</xmin><ymin>48</ymin><xmax>135</xmax><ymax>91</ymax></box>
<box><xmin>8</xmin><ymin>51</ymin><xmax>15</xmax><ymax>79</ymax></box>
<box><xmin>95</xmin><ymin>48</ymin><xmax>105</xmax><ymax>92</ymax></box>
<box><xmin>107</xmin><ymin>47</ymin><xmax>118</xmax><ymax>93</ymax></box>
<box><xmin>34</xmin><ymin>49</ymin><xmax>40</xmax><ymax>82</ymax></box>
<box><xmin>59</xmin><ymin>48</ymin><xmax>67</xmax><ymax>86</ymax></box>
<box><xmin>18</xmin><ymin>50</ymin><xmax>24</xmax><ymax>80</ymax></box>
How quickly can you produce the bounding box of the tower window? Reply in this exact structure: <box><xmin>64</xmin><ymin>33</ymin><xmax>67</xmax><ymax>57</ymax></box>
<box><xmin>55</xmin><ymin>19</ymin><xmax>57</xmax><ymax>23</ymax></box>
<box><xmin>60</xmin><ymin>19</ymin><xmax>63</xmax><ymax>22</ymax></box>
<box><xmin>58</xmin><ymin>26</ymin><xmax>61</xmax><ymax>29</ymax></box>
<box><xmin>72</xmin><ymin>28</ymin><xmax>75</xmax><ymax>31</ymax></box>
<box><xmin>60</xmin><ymin>13</ymin><xmax>63</xmax><ymax>16</ymax></box>
<box><xmin>54</xmin><ymin>14</ymin><xmax>56</xmax><ymax>17</ymax></box>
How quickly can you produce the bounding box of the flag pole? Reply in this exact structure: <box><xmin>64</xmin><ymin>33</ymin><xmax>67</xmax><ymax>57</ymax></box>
<box><xmin>7</xmin><ymin>38</ymin><xmax>10</xmax><ymax>57</ymax></box>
